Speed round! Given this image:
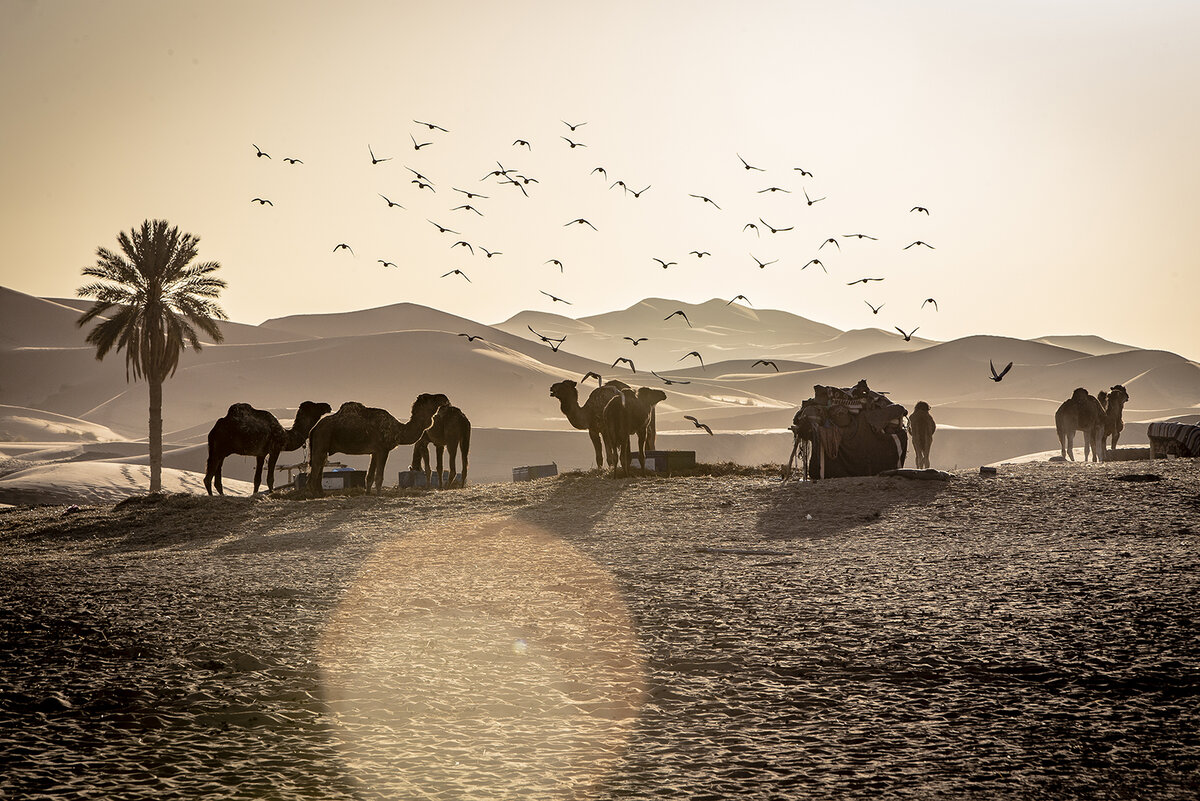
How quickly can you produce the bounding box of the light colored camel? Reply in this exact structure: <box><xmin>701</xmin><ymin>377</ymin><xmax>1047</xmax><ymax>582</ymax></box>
<box><xmin>1097</xmin><ymin>384</ymin><xmax>1130</xmax><ymax>453</ymax></box>
<box><xmin>1055</xmin><ymin>388</ymin><xmax>1106</xmax><ymax>462</ymax></box>
<box><xmin>908</xmin><ymin>401</ymin><xmax>936</xmax><ymax>470</ymax></box>
<box><xmin>602</xmin><ymin>387</ymin><xmax>668</xmax><ymax>477</ymax></box>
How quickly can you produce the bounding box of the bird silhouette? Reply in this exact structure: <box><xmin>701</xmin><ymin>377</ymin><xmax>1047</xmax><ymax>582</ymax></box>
<box><xmin>895</xmin><ymin>326</ymin><xmax>919</xmax><ymax>342</ymax></box>
<box><xmin>561</xmin><ymin>136</ymin><xmax>587</xmax><ymax>148</ymax></box>
<box><xmin>738</xmin><ymin>154</ymin><xmax>765</xmax><ymax>171</ymax></box>
<box><xmin>843</xmin><ymin>233</ymin><xmax>878</xmax><ymax>240</ymax></box>
<box><xmin>581</xmin><ymin>371</ymin><xmax>603</xmax><ymax>384</ymax></box>
<box><xmin>989</xmin><ymin>360</ymin><xmax>1014</xmax><ymax>382</ymax></box>
<box><xmin>624</xmin><ymin>337</ymin><xmax>648</xmax><ymax>346</ymax></box>
<box><xmin>803</xmin><ymin>188</ymin><xmax>826</xmax><ymax>206</ymax></box>
<box><xmin>591</xmin><ymin>166</ymin><xmax>607</xmax><ymax>178</ymax></box>
<box><xmin>630</xmin><ymin>185</ymin><xmax>651</xmax><ymax>198</ymax></box>
<box><xmin>690</xmin><ymin>250</ymin><xmax>711</xmax><ymax>258</ymax></box>
<box><xmin>865</xmin><ymin>301</ymin><xmax>884</xmax><ymax>314</ymax></box>
<box><xmin>410</xmin><ymin>134</ymin><xmax>432</xmax><ymax>150</ymax></box>
<box><xmin>428</xmin><ymin>220</ymin><xmax>458</xmax><ymax>234</ymax></box>
<box><xmin>610</xmin><ymin>180</ymin><xmax>629</xmax><ymax>193</ymax></box>
<box><xmin>368</xmin><ymin>145</ymin><xmax>391</xmax><ymax>164</ymax></box>
<box><xmin>412</xmin><ymin>180</ymin><xmax>435</xmax><ymax>192</ymax></box>
<box><xmin>689</xmin><ymin>194</ymin><xmax>722</xmax><ymax>209</ymax></box>
<box><xmin>653</xmin><ymin>258</ymin><xmax>677</xmax><ymax>269</ymax></box>
<box><xmin>540</xmin><ymin>290</ymin><xmax>572</xmax><ymax>305</ymax></box>
<box><xmin>441</xmin><ymin>269</ymin><xmax>471</xmax><ymax>282</ymax></box>
<box><xmin>453</xmin><ymin>204</ymin><xmax>483</xmax><ymax>216</ymax></box>
<box><xmin>545</xmin><ymin>259</ymin><xmax>565</xmax><ymax>272</ymax></box>
<box><xmin>562</xmin><ymin>120</ymin><xmax>588</xmax><ymax>131</ymax></box>
<box><xmin>333</xmin><ymin>243</ymin><xmax>354</xmax><ymax>255</ymax></box>
<box><xmin>802</xmin><ymin>259</ymin><xmax>826</xmax><ymax>272</ymax></box>
<box><xmin>683</xmin><ymin>415</ymin><xmax>714</xmax><ymax>435</ymax></box>
<box><xmin>379</xmin><ymin>194</ymin><xmax>404</xmax><ymax>209</ymax></box>
<box><xmin>251</xmin><ymin>198</ymin><xmax>273</xmax><ymax>206</ymax></box>
<box><xmin>252</xmin><ymin>144</ymin><xmax>270</xmax><ymax>159</ymax></box>
<box><xmin>527</xmin><ymin>325</ymin><xmax>566</xmax><ymax>350</ymax></box>
<box><xmin>819</xmin><ymin>237</ymin><xmax>840</xmax><ymax>251</ymax></box>
<box><xmin>904</xmin><ymin>241</ymin><xmax>935</xmax><ymax>249</ymax></box>
<box><xmin>759</xmin><ymin>218</ymin><xmax>793</xmax><ymax>233</ymax></box>
<box><xmin>500</xmin><ymin>178</ymin><xmax>529</xmax><ymax>196</ymax></box>
<box><xmin>679</xmin><ymin>351</ymin><xmax>705</xmax><ymax>368</ymax></box>
<box><xmin>757</xmin><ymin>186</ymin><xmax>791</xmax><ymax>194</ymax></box>
<box><xmin>451</xmin><ymin>240</ymin><xmax>474</xmax><ymax>254</ymax></box>
<box><xmin>377</xmin><ymin>260</ymin><xmax>398</xmax><ymax>268</ymax></box>
<box><xmin>480</xmin><ymin>247</ymin><xmax>502</xmax><ymax>258</ymax></box>
<box><xmin>282</xmin><ymin>157</ymin><xmax>303</xmax><ymax>164</ymax></box>
<box><xmin>726</xmin><ymin>295</ymin><xmax>752</xmax><ymax>306</ymax></box>
<box><xmin>793</xmin><ymin>167</ymin><xmax>814</xmax><ymax>177</ymax></box>
<box><xmin>515</xmin><ymin>174</ymin><xmax>539</xmax><ymax>185</ymax></box>
<box><xmin>413</xmin><ymin>119</ymin><xmax>448</xmax><ymax>132</ymax></box>
<box><xmin>407</xmin><ymin>166</ymin><xmax>433</xmax><ymax>183</ymax></box>
<box><xmin>651</xmin><ymin>371</ymin><xmax>690</xmax><ymax>385</ymax></box>
<box><xmin>743</xmin><ymin>222</ymin><xmax>761</xmax><ymax>236</ymax></box>
<box><xmin>454</xmin><ymin>187</ymin><xmax>487</xmax><ymax>199</ymax></box>
<box><xmin>458</xmin><ymin>333</ymin><xmax>484</xmax><ymax>342</ymax></box>
<box><xmin>910</xmin><ymin>206</ymin><xmax>930</xmax><ymax>214</ymax></box>
<box><xmin>664</xmin><ymin>310</ymin><xmax>692</xmax><ymax>327</ymax></box>
<box><xmin>612</xmin><ymin>357</ymin><xmax>636</xmax><ymax>373</ymax></box>
<box><xmin>752</xmin><ymin>360</ymin><xmax>780</xmax><ymax>372</ymax></box>
<box><xmin>564</xmin><ymin>218</ymin><xmax>597</xmax><ymax>230</ymax></box>
<box><xmin>751</xmin><ymin>254</ymin><xmax>778</xmax><ymax>269</ymax></box>
<box><xmin>922</xmin><ymin>298</ymin><xmax>939</xmax><ymax>311</ymax></box>
<box><xmin>847</xmin><ymin>277</ymin><xmax>884</xmax><ymax>285</ymax></box>
<box><xmin>513</xmin><ymin>139</ymin><xmax>531</xmax><ymax>149</ymax></box>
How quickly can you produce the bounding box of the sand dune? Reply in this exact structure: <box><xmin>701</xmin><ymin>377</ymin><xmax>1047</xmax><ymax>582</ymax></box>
<box><xmin>0</xmin><ymin>461</ymin><xmax>252</xmax><ymax>505</ymax></box>
<box><xmin>0</xmin><ymin>404</ymin><xmax>126</xmax><ymax>443</ymax></box>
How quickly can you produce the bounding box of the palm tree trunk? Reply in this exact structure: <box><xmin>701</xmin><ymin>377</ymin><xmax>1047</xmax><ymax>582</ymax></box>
<box><xmin>148</xmin><ymin>377</ymin><xmax>163</xmax><ymax>492</ymax></box>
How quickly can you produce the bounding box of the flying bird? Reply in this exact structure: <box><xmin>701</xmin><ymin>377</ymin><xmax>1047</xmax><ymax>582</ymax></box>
<box><xmin>629</xmin><ymin>185</ymin><xmax>651</xmax><ymax>198</ymax></box>
<box><xmin>453</xmin><ymin>204</ymin><xmax>484</xmax><ymax>215</ymax></box>
<box><xmin>545</xmin><ymin>259</ymin><xmax>564</xmax><ymax>272</ymax></box>
<box><xmin>802</xmin><ymin>259</ymin><xmax>826</xmax><ymax>272</ymax></box>
<box><xmin>910</xmin><ymin>206</ymin><xmax>930</xmax><ymax>214</ymax></box>
<box><xmin>441</xmin><ymin>269</ymin><xmax>471</xmax><ymax>282</ymax></box>
<box><xmin>282</xmin><ymin>157</ymin><xmax>303</xmax><ymax>164</ymax></box>
<box><xmin>751</xmin><ymin>254</ymin><xmax>778</xmax><ymax>269</ymax></box>
<box><xmin>679</xmin><ymin>351</ymin><xmax>705</xmax><ymax>368</ymax></box>
<box><xmin>689</xmin><ymin>194</ymin><xmax>721</xmax><ymax>209</ymax></box>
<box><xmin>407</xmin><ymin>166</ymin><xmax>433</xmax><ymax>182</ymax></box>
<box><xmin>610</xmin><ymin>180</ymin><xmax>629</xmax><ymax>193</ymax></box>
<box><xmin>895</xmin><ymin>326</ymin><xmax>919</xmax><ymax>342</ymax></box>
<box><xmin>759</xmin><ymin>218</ymin><xmax>794</xmax><ymax>233</ymax></box>
<box><xmin>922</xmin><ymin>298</ymin><xmax>939</xmax><ymax>311</ymax></box>
<box><xmin>843</xmin><ymin>233</ymin><xmax>878</xmax><ymax>240</ymax></box>
<box><xmin>743</xmin><ymin>222</ymin><xmax>761</xmax><ymax>236</ymax></box>
<box><xmin>379</xmin><ymin>194</ymin><xmax>404</xmax><ymax>208</ymax></box>
<box><xmin>847</xmin><ymin>277</ymin><xmax>884</xmax><ymax>285</ymax></box>
<box><xmin>414</xmin><ymin>119</ymin><xmax>448</xmax><ymax>132</ymax></box>
<box><xmin>333</xmin><ymin>243</ymin><xmax>354</xmax><ymax>255</ymax></box>
<box><xmin>428</xmin><ymin>220</ymin><xmax>458</xmax><ymax>234</ymax></box>
<box><xmin>458</xmin><ymin>333</ymin><xmax>484</xmax><ymax>342</ymax></box>
<box><xmin>803</xmin><ymin>188</ymin><xmax>826</xmax><ymax>206</ymax></box>
<box><xmin>904</xmin><ymin>241</ymin><xmax>935</xmax><ymax>249</ymax></box>
<box><xmin>613</xmin><ymin>357</ymin><xmax>636</xmax><ymax>373</ymax></box>
<box><xmin>757</xmin><ymin>186</ymin><xmax>791</xmax><ymax>194</ymax></box>
<box><xmin>752</xmin><ymin>360</ymin><xmax>780</xmax><ymax>372</ymax></box>
<box><xmin>564</xmin><ymin>218</ymin><xmax>598</xmax><ymax>230</ymax></box>
<box><xmin>653</xmin><ymin>258</ymin><xmax>677</xmax><ymax>269</ymax></box>
<box><xmin>480</xmin><ymin>247</ymin><xmax>502</xmax><ymax>258</ymax></box>
<box><xmin>591</xmin><ymin>166</ymin><xmax>607</xmax><ymax>178</ymax></box>
<box><xmin>664</xmin><ymin>310</ymin><xmax>692</xmax><ymax>327</ymax></box>
<box><xmin>412</xmin><ymin>180</ymin><xmax>435</xmax><ymax>192</ymax></box>
<box><xmin>690</xmin><ymin>250</ymin><xmax>711</xmax><ymax>258</ymax></box>
<box><xmin>738</xmin><ymin>154</ymin><xmax>765</xmax><ymax>171</ymax></box>
<box><xmin>561</xmin><ymin>136</ymin><xmax>587</xmax><ymax>148</ymax></box>
<box><xmin>793</xmin><ymin>167</ymin><xmax>814</xmax><ymax>177</ymax></box>
<box><xmin>451</xmin><ymin>240</ymin><xmax>474</xmax><ymax>254</ymax></box>
<box><xmin>989</xmin><ymin>360</ymin><xmax>1014</xmax><ymax>382</ymax></box>
<box><xmin>454</xmin><ymin>187</ymin><xmax>487</xmax><ymax>199</ymax></box>
<box><xmin>624</xmin><ymin>337</ymin><xmax>648</xmax><ymax>346</ymax></box>
<box><xmin>581</xmin><ymin>371</ymin><xmax>603</xmax><ymax>384</ymax></box>
<box><xmin>562</xmin><ymin>120</ymin><xmax>588</xmax><ymax>131</ymax></box>
<box><xmin>683</xmin><ymin>415</ymin><xmax>714</xmax><ymax>435</ymax></box>
<box><xmin>515</xmin><ymin>174</ymin><xmax>539</xmax><ymax>185</ymax></box>
<box><xmin>865</xmin><ymin>301</ymin><xmax>884</xmax><ymax>314</ymax></box>
<box><xmin>819</xmin><ymin>237</ymin><xmax>840</xmax><ymax>251</ymax></box>
<box><xmin>726</xmin><ymin>295</ymin><xmax>752</xmax><ymax>306</ymax></box>
<box><xmin>252</xmin><ymin>144</ymin><xmax>270</xmax><ymax>159</ymax></box>
<box><xmin>527</xmin><ymin>325</ymin><xmax>566</xmax><ymax>350</ymax></box>
<box><xmin>368</xmin><ymin>144</ymin><xmax>391</xmax><ymax>164</ymax></box>
<box><xmin>377</xmin><ymin>259</ymin><xmax>398</xmax><ymax>268</ymax></box>
<box><xmin>250</xmin><ymin>198</ymin><xmax>273</xmax><ymax>205</ymax></box>
<box><xmin>513</xmin><ymin>139</ymin><xmax>531</xmax><ymax>149</ymax></box>
<box><xmin>410</xmin><ymin>134</ymin><xmax>432</xmax><ymax>150</ymax></box>
<box><xmin>651</xmin><ymin>371</ymin><xmax>690</xmax><ymax>385</ymax></box>
<box><xmin>500</xmin><ymin>178</ymin><xmax>529</xmax><ymax>196</ymax></box>
<box><xmin>540</xmin><ymin>290</ymin><xmax>572</xmax><ymax>304</ymax></box>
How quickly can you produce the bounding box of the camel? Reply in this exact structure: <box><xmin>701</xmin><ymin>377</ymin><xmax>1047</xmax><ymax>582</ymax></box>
<box><xmin>1097</xmin><ymin>384</ymin><xmax>1130</xmax><ymax>453</ymax></box>
<box><xmin>306</xmin><ymin>394</ymin><xmax>447</xmax><ymax>496</ymax></box>
<box><xmin>550</xmin><ymin>379</ymin><xmax>624</xmax><ymax>469</ymax></box>
<box><xmin>602</xmin><ymin>386</ymin><xmax>668</xmax><ymax>477</ymax></box>
<box><xmin>410</xmin><ymin>403</ymin><xmax>471</xmax><ymax>488</ymax></box>
<box><xmin>1055</xmin><ymin>388</ymin><xmax>1106</xmax><ymax>462</ymax></box>
<box><xmin>908</xmin><ymin>401</ymin><xmax>936</xmax><ymax>470</ymax></box>
<box><xmin>205</xmin><ymin>400</ymin><xmax>331</xmax><ymax>495</ymax></box>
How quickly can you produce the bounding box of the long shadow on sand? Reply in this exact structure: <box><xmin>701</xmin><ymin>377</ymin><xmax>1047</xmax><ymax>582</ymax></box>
<box><xmin>756</xmin><ymin>473</ymin><xmax>951</xmax><ymax>541</ymax></box>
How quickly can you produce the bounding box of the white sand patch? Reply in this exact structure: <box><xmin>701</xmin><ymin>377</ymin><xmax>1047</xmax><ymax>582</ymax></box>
<box><xmin>0</xmin><ymin>405</ymin><xmax>126</xmax><ymax>443</ymax></box>
<box><xmin>0</xmin><ymin>461</ymin><xmax>252</xmax><ymax>506</ymax></box>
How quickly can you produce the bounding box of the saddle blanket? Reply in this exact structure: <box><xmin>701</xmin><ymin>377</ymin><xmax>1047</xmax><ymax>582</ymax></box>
<box><xmin>1147</xmin><ymin>422</ymin><xmax>1200</xmax><ymax>457</ymax></box>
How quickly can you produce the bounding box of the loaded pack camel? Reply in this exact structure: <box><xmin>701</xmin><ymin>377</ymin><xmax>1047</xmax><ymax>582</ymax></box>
<box><xmin>1097</xmin><ymin>384</ymin><xmax>1130</xmax><ymax>453</ymax></box>
<box><xmin>205</xmin><ymin>400</ymin><xmax>331</xmax><ymax>495</ymax></box>
<box><xmin>602</xmin><ymin>386</ymin><xmax>668</xmax><ymax>477</ymax></box>
<box><xmin>907</xmin><ymin>401</ymin><xmax>936</xmax><ymax>470</ymax></box>
<box><xmin>410</xmin><ymin>402</ymin><xmax>471</xmax><ymax>488</ymax></box>
<box><xmin>1055</xmin><ymin>388</ymin><xmax>1106</xmax><ymax>462</ymax></box>
<box><xmin>306</xmin><ymin>394</ymin><xmax>448</xmax><ymax>496</ymax></box>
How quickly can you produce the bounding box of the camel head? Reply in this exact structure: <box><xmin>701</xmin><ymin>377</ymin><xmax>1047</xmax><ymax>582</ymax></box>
<box><xmin>1071</xmin><ymin>387</ymin><xmax>1090</xmax><ymax>402</ymax></box>
<box><xmin>913</xmin><ymin>400</ymin><xmax>931</xmax><ymax>414</ymax></box>
<box><xmin>549</xmin><ymin>379</ymin><xmax>578</xmax><ymax>401</ymax></box>
<box><xmin>635</xmin><ymin>387</ymin><xmax>668</xmax><ymax>407</ymax></box>
<box><xmin>411</xmin><ymin>393</ymin><xmax>450</xmax><ymax>421</ymax></box>
<box><xmin>1109</xmin><ymin>384</ymin><xmax>1129</xmax><ymax>404</ymax></box>
<box><xmin>298</xmin><ymin>401</ymin><xmax>333</xmax><ymax>419</ymax></box>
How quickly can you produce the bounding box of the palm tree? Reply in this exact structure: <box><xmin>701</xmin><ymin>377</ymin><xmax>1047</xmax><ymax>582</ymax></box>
<box><xmin>76</xmin><ymin>220</ymin><xmax>228</xmax><ymax>492</ymax></box>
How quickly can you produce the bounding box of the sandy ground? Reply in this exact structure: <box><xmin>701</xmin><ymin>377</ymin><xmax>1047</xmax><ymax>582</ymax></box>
<box><xmin>1</xmin><ymin>460</ymin><xmax>1198</xmax><ymax>799</ymax></box>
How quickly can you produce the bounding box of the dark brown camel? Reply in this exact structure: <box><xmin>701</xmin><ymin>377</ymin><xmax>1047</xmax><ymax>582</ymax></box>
<box><xmin>410</xmin><ymin>403</ymin><xmax>471</xmax><ymax>488</ymax></box>
<box><xmin>1055</xmin><ymin>388</ymin><xmax>1106</xmax><ymax>462</ymax></box>
<box><xmin>1097</xmin><ymin>384</ymin><xmax>1130</xmax><ymax>453</ymax></box>
<box><xmin>908</xmin><ymin>401</ymin><xmax>936</xmax><ymax>470</ymax></box>
<box><xmin>205</xmin><ymin>401</ymin><xmax>331</xmax><ymax>495</ymax></box>
<box><xmin>306</xmin><ymin>394</ymin><xmax>447</xmax><ymax>496</ymax></box>
<box><xmin>602</xmin><ymin>386</ymin><xmax>668</xmax><ymax>477</ymax></box>
<box><xmin>550</xmin><ymin>379</ymin><xmax>623</xmax><ymax>469</ymax></box>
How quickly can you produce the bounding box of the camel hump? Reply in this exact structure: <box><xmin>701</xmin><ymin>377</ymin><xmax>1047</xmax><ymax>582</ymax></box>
<box><xmin>225</xmin><ymin>402</ymin><xmax>258</xmax><ymax>418</ymax></box>
<box><xmin>1071</xmin><ymin>387</ymin><xmax>1090</xmax><ymax>401</ymax></box>
<box><xmin>337</xmin><ymin>401</ymin><xmax>368</xmax><ymax>414</ymax></box>
<box><xmin>605</xmin><ymin>379</ymin><xmax>631</xmax><ymax>390</ymax></box>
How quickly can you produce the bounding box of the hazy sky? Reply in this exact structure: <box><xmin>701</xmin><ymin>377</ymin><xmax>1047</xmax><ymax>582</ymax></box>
<box><xmin>2</xmin><ymin>0</ymin><xmax>1197</xmax><ymax>359</ymax></box>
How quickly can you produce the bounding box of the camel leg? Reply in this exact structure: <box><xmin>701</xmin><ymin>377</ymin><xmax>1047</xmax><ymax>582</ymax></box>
<box><xmin>435</xmin><ymin>445</ymin><xmax>445</xmax><ymax>490</ymax></box>
<box><xmin>252</xmin><ymin>454</ymin><xmax>266</xmax><ymax>494</ymax></box>
<box><xmin>372</xmin><ymin>451</ymin><xmax>389</xmax><ymax>494</ymax></box>
<box><xmin>307</xmin><ymin>449</ymin><xmax>327</xmax><ymax>497</ymax></box>
<box><xmin>1111</xmin><ymin>429</ymin><xmax>1120</xmax><ymax>452</ymax></box>
<box><xmin>634</xmin><ymin>431</ymin><xmax>647</xmax><ymax>475</ymax></box>
<box><xmin>205</xmin><ymin>450</ymin><xmax>224</xmax><ymax>496</ymax></box>
<box><xmin>1064</xmin><ymin>431</ymin><xmax>1075</xmax><ymax>461</ymax></box>
<box><xmin>588</xmin><ymin>429</ymin><xmax>605</xmax><ymax>470</ymax></box>
<box><xmin>266</xmin><ymin>450</ymin><xmax>280</xmax><ymax>492</ymax></box>
<box><xmin>459</xmin><ymin>429</ymin><xmax>469</xmax><ymax>488</ymax></box>
<box><xmin>446</xmin><ymin>444</ymin><xmax>458</xmax><ymax>489</ymax></box>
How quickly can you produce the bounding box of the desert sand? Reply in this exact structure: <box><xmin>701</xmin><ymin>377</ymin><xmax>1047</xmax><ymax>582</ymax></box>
<box><xmin>2</xmin><ymin>460</ymin><xmax>1197</xmax><ymax>799</ymax></box>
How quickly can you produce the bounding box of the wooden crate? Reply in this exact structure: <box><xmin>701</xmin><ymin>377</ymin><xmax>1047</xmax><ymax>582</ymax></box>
<box><xmin>295</xmin><ymin>470</ymin><xmax>367</xmax><ymax>490</ymax></box>
<box><xmin>512</xmin><ymin>463</ymin><xmax>558</xmax><ymax>482</ymax></box>
<box><xmin>643</xmin><ymin>450</ymin><xmax>696</xmax><ymax>472</ymax></box>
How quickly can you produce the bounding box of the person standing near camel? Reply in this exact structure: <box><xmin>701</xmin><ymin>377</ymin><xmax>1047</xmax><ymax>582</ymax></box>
<box><xmin>908</xmin><ymin>401</ymin><xmax>936</xmax><ymax>469</ymax></box>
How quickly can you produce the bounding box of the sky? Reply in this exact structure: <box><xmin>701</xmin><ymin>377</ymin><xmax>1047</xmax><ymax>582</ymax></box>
<box><xmin>2</xmin><ymin>0</ymin><xmax>1197</xmax><ymax>359</ymax></box>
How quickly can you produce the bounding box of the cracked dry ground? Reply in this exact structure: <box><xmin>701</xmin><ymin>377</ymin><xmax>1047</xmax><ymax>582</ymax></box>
<box><xmin>2</xmin><ymin>460</ymin><xmax>1198</xmax><ymax>799</ymax></box>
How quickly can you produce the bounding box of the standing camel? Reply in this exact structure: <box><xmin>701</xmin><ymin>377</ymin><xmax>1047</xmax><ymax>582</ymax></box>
<box><xmin>205</xmin><ymin>401</ymin><xmax>331</xmax><ymax>495</ymax></box>
<box><xmin>908</xmin><ymin>401</ymin><xmax>936</xmax><ymax>470</ymax></box>
<box><xmin>1055</xmin><ymin>388</ymin><xmax>1106</xmax><ymax>462</ymax></box>
<box><xmin>1098</xmin><ymin>384</ymin><xmax>1130</xmax><ymax>453</ymax></box>
<box><xmin>307</xmin><ymin>394</ymin><xmax>447</xmax><ymax>496</ymax></box>
<box><xmin>411</xmin><ymin>403</ymin><xmax>471</xmax><ymax>488</ymax></box>
<box><xmin>602</xmin><ymin>387</ymin><xmax>668</xmax><ymax>477</ymax></box>
<box><xmin>550</xmin><ymin>379</ymin><xmax>623</xmax><ymax>469</ymax></box>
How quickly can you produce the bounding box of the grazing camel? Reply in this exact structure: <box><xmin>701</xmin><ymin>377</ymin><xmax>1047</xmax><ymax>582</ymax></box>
<box><xmin>306</xmin><ymin>394</ymin><xmax>447</xmax><ymax>496</ymax></box>
<box><xmin>411</xmin><ymin>403</ymin><xmax>471</xmax><ymax>488</ymax></box>
<box><xmin>550</xmin><ymin>379</ymin><xmax>623</xmax><ymax>469</ymax></box>
<box><xmin>908</xmin><ymin>401</ymin><xmax>936</xmax><ymax>470</ymax></box>
<box><xmin>1098</xmin><ymin>384</ymin><xmax>1130</xmax><ymax>453</ymax></box>
<box><xmin>1055</xmin><ymin>388</ymin><xmax>1106</xmax><ymax>462</ymax></box>
<box><xmin>205</xmin><ymin>401</ymin><xmax>331</xmax><ymax>495</ymax></box>
<box><xmin>602</xmin><ymin>387</ymin><xmax>668</xmax><ymax>477</ymax></box>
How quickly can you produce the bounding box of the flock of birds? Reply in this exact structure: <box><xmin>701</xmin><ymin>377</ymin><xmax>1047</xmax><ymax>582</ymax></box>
<box><xmin>249</xmin><ymin>118</ymin><xmax>1015</xmax><ymax>412</ymax></box>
